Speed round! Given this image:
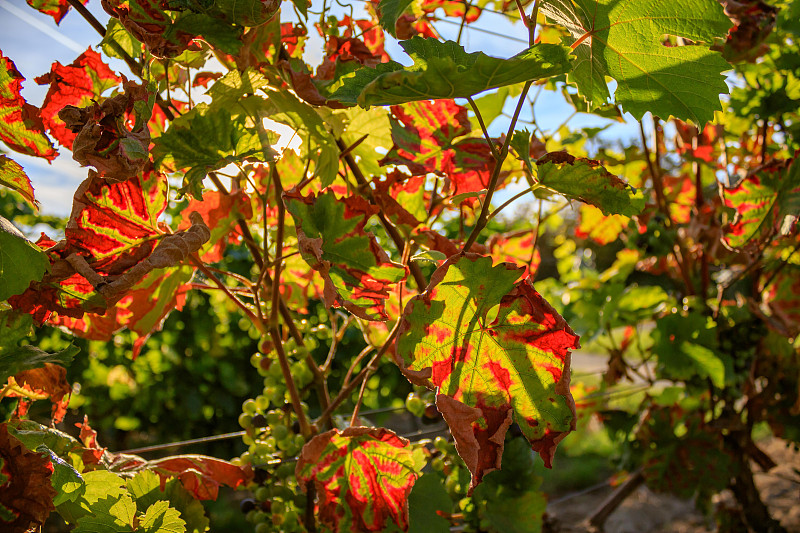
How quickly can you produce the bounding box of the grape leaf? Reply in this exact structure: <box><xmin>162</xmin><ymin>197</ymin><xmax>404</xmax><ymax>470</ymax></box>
<box><xmin>9</xmin><ymin>363</ymin><xmax>72</xmax><ymax>423</ymax></box>
<box><xmin>296</xmin><ymin>427</ymin><xmax>421</xmax><ymax>533</ymax></box>
<box><xmin>762</xmin><ymin>268</ymin><xmax>800</xmax><ymax>338</ymax></box>
<box><xmin>407</xmin><ymin>473</ymin><xmax>450</xmax><ymax>533</ymax></box>
<box><xmin>215</xmin><ymin>0</ymin><xmax>280</xmax><ymax>27</ymax></box>
<box><xmin>35</xmin><ymin>48</ymin><xmax>122</xmax><ymax>149</ymax></box>
<box><xmin>139</xmin><ymin>500</ymin><xmax>186</xmax><ymax>533</ymax></box>
<box><xmin>50</xmin><ymin>266</ymin><xmax>194</xmax><ymax>359</ymax></box>
<box><xmin>535</xmin><ymin>151</ymin><xmax>645</xmax><ymax>216</ymax></box>
<box><xmin>371</xmin><ymin>171</ymin><xmax>427</xmax><ymax>233</ymax></box>
<box><xmin>539</xmin><ymin>0</ymin><xmax>731</xmax><ymax>124</ymax></box>
<box><xmin>0</xmin><ymin>423</ymin><xmax>56</xmax><ymax>533</ymax></box>
<box><xmin>0</xmin><ymin>216</ymin><xmax>49</xmax><ymax>301</ymax></box>
<box><xmin>377</xmin><ymin>0</ymin><xmax>414</xmax><ymax>37</ymax></box>
<box><xmin>283</xmin><ymin>189</ymin><xmax>408</xmax><ymax>321</ymax></box>
<box><xmin>330</xmin><ymin>38</ymin><xmax>572</xmax><ymax>107</ymax></box>
<box><xmin>487</xmin><ymin>231</ymin><xmax>541</xmax><ymax>279</ymax></box>
<box><xmin>35</xmin><ymin>445</ymin><xmax>84</xmax><ymax>506</ymax></box>
<box><xmin>153</xmin><ymin>97</ymin><xmax>274</xmax><ymax>197</ymax></box>
<box><xmin>127</xmin><ymin>472</ymin><xmax>209</xmax><ymax>533</ymax></box>
<box><xmin>62</xmin><ymin>470</ymin><xmax>138</xmax><ymax>533</ymax></box>
<box><xmin>59</xmin><ymin>80</ymin><xmax>153</xmax><ymax>183</ymax></box>
<box><xmin>0</xmin><ymin>155</ymin><xmax>37</xmax><ymax>211</ymax></box>
<box><xmin>0</xmin><ymin>52</ymin><xmax>57</xmax><ymax>160</ymax></box>
<box><xmin>177</xmin><ymin>190</ymin><xmax>252</xmax><ymax>263</ymax></box>
<box><xmin>723</xmin><ymin>156</ymin><xmax>800</xmax><ymax>248</ymax></box>
<box><xmin>395</xmin><ymin>254</ymin><xmax>579</xmax><ymax>489</ymax></box>
<box><xmin>382</xmin><ymin>99</ymin><xmax>495</xmax><ymax>199</ymax></box>
<box><xmin>25</xmin><ymin>0</ymin><xmax>86</xmax><ymax>24</ymax></box>
<box><xmin>575</xmin><ymin>204</ymin><xmax>628</xmax><ymax>244</ymax></box>
<box><xmin>145</xmin><ymin>455</ymin><xmax>252</xmax><ymax>501</ymax></box>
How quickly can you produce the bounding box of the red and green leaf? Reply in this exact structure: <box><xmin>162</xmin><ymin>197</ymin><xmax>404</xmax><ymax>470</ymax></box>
<box><xmin>51</xmin><ymin>266</ymin><xmax>194</xmax><ymax>359</ymax></box>
<box><xmin>0</xmin><ymin>52</ymin><xmax>57</xmax><ymax>160</ymax></box>
<box><xmin>177</xmin><ymin>190</ymin><xmax>253</xmax><ymax>263</ymax></box>
<box><xmin>488</xmin><ymin>231</ymin><xmax>541</xmax><ymax>279</ymax></box>
<box><xmin>382</xmin><ymin>100</ymin><xmax>495</xmax><ymax>199</ymax></box>
<box><xmin>762</xmin><ymin>267</ymin><xmax>800</xmax><ymax>338</ymax></box>
<box><xmin>146</xmin><ymin>455</ymin><xmax>252</xmax><ymax>500</ymax></box>
<box><xmin>535</xmin><ymin>151</ymin><xmax>645</xmax><ymax>216</ymax></box>
<box><xmin>8</xmin><ymin>363</ymin><xmax>72</xmax><ymax>423</ymax></box>
<box><xmin>283</xmin><ymin>189</ymin><xmax>408</xmax><ymax>321</ymax></box>
<box><xmin>296</xmin><ymin>427</ymin><xmax>420</xmax><ymax>533</ymax></box>
<box><xmin>0</xmin><ymin>155</ymin><xmax>37</xmax><ymax>211</ymax></box>
<box><xmin>371</xmin><ymin>171</ymin><xmax>427</xmax><ymax>232</ymax></box>
<box><xmin>25</xmin><ymin>0</ymin><xmax>87</xmax><ymax>24</ymax></box>
<box><xmin>35</xmin><ymin>48</ymin><xmax>121</xmax><ymax>149</ymax></box>
<box><xmin>396</xmin><ymin>254</ymin><xmax>578</xmax><ymax>488</ymax></box>
<box><xmin>575</xmin><ymin>204</ymin><xmax>629</xmax><ymax>244</ymax></box>
<box><xmin>723</xmin><ymin>156</ymin><xmax>800</xmax><ymax>248</ymax></box>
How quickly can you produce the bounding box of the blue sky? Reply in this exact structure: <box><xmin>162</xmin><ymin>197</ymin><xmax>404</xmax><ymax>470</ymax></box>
<box><xmin>0</xmin><ymin>0</ymin><xmax>640</xmax><ymax>217</ymax></box>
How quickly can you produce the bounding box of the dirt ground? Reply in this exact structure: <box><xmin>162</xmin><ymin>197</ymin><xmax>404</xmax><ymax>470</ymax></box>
<box><xmin>547</xmin><ymin>439</ymin><xmax>800</xmax><ymax>533</ymax></box>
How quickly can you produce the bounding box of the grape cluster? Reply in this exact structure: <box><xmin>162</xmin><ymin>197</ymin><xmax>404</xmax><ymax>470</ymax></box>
<box><xmin>234</xmin><ymin>320</ymin><xmax>326</xmax><ymax>533</ymax></box>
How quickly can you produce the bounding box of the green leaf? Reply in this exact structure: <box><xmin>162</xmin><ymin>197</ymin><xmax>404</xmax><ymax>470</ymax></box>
<box><xmin>139</xmin><ymin>500</ymin><xmax>186</xmax><ymax>533</ymax></box>
<box><xmin>58</xmin><ymin>470</ymin><xmax>136</xmax><ymax>531</ymax></box>
<box><xmin>284</xmin><ymin>189</ymin><xmax>407</xmax><ymax>320</ymax></box>
<box><xmin>0</xmin><ymin>309</ymin><xmax>78</xmax><ymax>384</ymax></box>
<box><xmin>0</xmin><ymin>217</ymin><xmax>50</xmax><ymax>301</ymax></box>
<box><xmin>540</xmin><ymin>0</ymin><xmax>731</xmax><ymax>124</ymax></box>
<box><xmin>215</xmin><ymin>0</ymin><xmax>280</xmax><ymax>26</ymax></box>
<box><xmin>296</xmin><ymin>427</ymin><xmax>420</xmax><ymax>533</ymax></box>
<box><xmin>410</xmin><ymin>250</ymin><xmax>447</xmax><ymax>264</ymax></box>
<box><xmin>377</xmin><ymin>0</ymin><xmax>413</xmax><ymax>37</ymax></box>
<box><xmin>35</xmin><ymin>445</ymin><xmax>85</xmax><ymax>506</ymax></box>
<box><xmin>0</xmin><ymin>155</ymin><xmax>37</xmax><ymax>211</ymax></box>
<box><xmin>153</xmin><ymin>101</ymin><xmax>271</xmax><ymax>197</ymax></box>
<box><xmin>510</xmin><ymin>129</ymin><xmax>534</xmax><ymax>173</ymax></box>
<box><xmin>407</xmin><ymin>474</ymin><xmax>450</xmax><ymax>533</ymax></box>
<box><xmin>172</xmin><ymin>13</ymin><xmax>243</xmax><ymax>56</ymax></box>
<box><xmin>535</xmin><ymin>151</ymin><xmax>645</xmax><ymax>216</ymax></box>
<box><xmin>127</xmin><ymin>472</ymin><xmax>208</xmax><ymax>533</ymax></box>
<box><xmin>330</xmin><ymin>38</ymin><xmax>572</xmax><ymax>107</ymax></box>
<box><xmin>101</xmin><ymin>19</ymin><xmax>143</xmax><ymax>62</ymax></box>
<box><xmin>396</xmin><ymin>254</ymin><xmax>579</xmax><ymax>488</ymax></box>
<box><xmin>340</xmin><ymin>106</ymin><xmax>393</xmax><ymax>177</ymax></box>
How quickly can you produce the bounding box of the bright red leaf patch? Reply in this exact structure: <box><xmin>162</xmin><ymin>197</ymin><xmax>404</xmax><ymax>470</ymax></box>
<box><xmin>296</xmin><ymin>427</ymin><xmax>420</xmax><ymax>532</ymax></box>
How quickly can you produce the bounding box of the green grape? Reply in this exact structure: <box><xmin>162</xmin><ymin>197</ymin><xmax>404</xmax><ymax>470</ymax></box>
<box><xmin>272</xmin><ymin>500</ymin><xmax>286</xmax><ymax>517</ymax></box>
<box><xmin>242</xmin><ymin>434</ymin><xmax>255</xmax><ymax>446</ymax></box>
<box><xmin>431</xmin><ymin>457</ymin><xmax>445</xmax><ymax>471</ymax></box>
<box><xmin>283</xmin><ymin>510</ymin><xmax>299</xmax><ymax>527</ymax></box>
<box><xmin>246</xmin><ymin>509</ymin><xmax>258</xmax><ymax>523</ymax></box>
<box><xmin>254</xmin><ymin>442</ymin><xmax>272</xmax><ymax>457</ymax></box>
<box><xmin>243</xmin><ymin>399</ymin><xmax>258</xmax><ymax>415</ymax></box>
<box><xmin>293</xmin><ymin>434</ymin><xmax>305</xmax><ymax>449</ymax></box>
<box><xmin>272</xmin><ymin>424</ymin><xmax>289</xmax><ymax>441</ymax></box>
<box><xmin>253</xmin><ymin>510</ymin><xmax>268</xmax><ymax>524</ymax></box>
<box><xmin>433</xmin><ymin>436</ymin><xmax>449</xmax><ymax>453</ymax></box>
<box><xmin>405</xmin><ymin>393</ymin><xmax>425</xmax><ymax>417</ymax></box>
<box><xmin>276</xmin><ymin>462</ymin><xmax>295</xmax><ymax>480</ymax></box>
<box><xmin>239</xmin><ymin>413</ymin><xmax>253</xmax><ymax>429</ymax></box>
<box><xmin>256</xmin><ymin>395</ymin><xmax>270</xmax><ymax>411</ymax></box>
<box><xmin>240</xmin><ymin>452</ymin><xmax>252</xmax><ymax>465</ymax></box>
<box><xmin>251</xmin><ymin>353</ymin><xmax>264</xmax><ymax>368</ymax></box>
<box><xmin>276</xmin><ymin>437</ymin><xmax>292</xmax><ymax>452</ymax></box>
<box><xmin>254</xmin><ymin>523</ymin><xmax>271</xmax><ymax>533</ymax></box>
<box><xmin>254</xmin><ymin>486</ymin><xmax>270</xmax><ymax>502</ymax></box>
<box><xmin>268</xmin><ymin>361</ymin><xmax>284</xmax><ymax>379</ymax></box>
<box><xmin>266</xmin><ymin>411</ymin><xmax>283</xmax><ymax>426</ymax></box>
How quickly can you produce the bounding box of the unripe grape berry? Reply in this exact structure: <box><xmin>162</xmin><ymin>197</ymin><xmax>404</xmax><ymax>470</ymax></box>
<box><xmin>272</xmin><ymin>424</ymin><xmax>289</xmax><ymax>441</ymax></box>
<box><xmin>254</xmin><ymin>486</ymin><xmax>270</xmax><ymax>502</ymax></box>
<box><xmin>254</xmin><ymin>523</ymin><xmax>270</xmax><ymax>533</ymax></box>
<box><xmin>243</xmin><ymin>399</ymin><xmax>258</xmax><ymax>415</ymax></box>
<box><xmin>238</xmin><ymin>413</ymin><xmax>253</xmax><ymax>429</ymax></box>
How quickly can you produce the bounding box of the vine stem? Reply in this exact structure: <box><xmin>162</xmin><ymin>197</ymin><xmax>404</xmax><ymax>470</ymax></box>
<box><xmin>189</xmin><ymin>255</ymin><xmax>263</xmax><ymax>330</ymax></box>
<box><xmin>486</xmin><ymin>184</ymin><xmax>542</xmax><ymax>223</ymax></box>
<box><xmin>462</xmin><ymin>79</ymin><xmax>533</xmax><ymax>253</ymax></box>
<box><xmin>315</xmin><ymin>323</ymin><xmax>400</xmax><ymax>429</ymax></box>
